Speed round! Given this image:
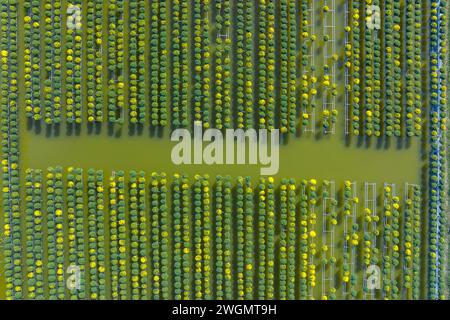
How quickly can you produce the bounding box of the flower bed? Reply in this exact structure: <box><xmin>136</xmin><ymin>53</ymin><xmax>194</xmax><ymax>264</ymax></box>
<box><xmin>256</xmin><ymin>178</ymin><xmax>266</xmax><ymax>298</ymax></box>
<box><xmin>372</xmin><ymin>0</ymin><xmax>382</xmax><ymax>136</ymax></box>
<box><xmin>107</xmin><ymin>0</ymin><xmax>125</xmax><ymax>124</ymax></box>
<box><xmin>266</xmin><ymin>1</ymin><xmax>275</xmax><ymax>130</ymax></box>
<box><xmin>287</xmin><ymin>179</ymin><xmax>297</xmax><ymax>298</ymax></box>
<box><xmin>412</xmin><ymin>0</ymin><xmax>423</xmax><ymax>136</ymax></box>
<box><xmin>180</xmin><ymin>174</ymin><xmax>191</xmax><ymax>299</ymax></box>
<box><xmin>300</xmin><ymin>0</ymin><xmax>316</xmax><ymax>132</ymax></box>
<box><xmin>405</xmin><ymin>0</ymin><xmax>418</xmax><ymax>136</ymax></box>
<box><xmin>214</xmin><ymin>175</ymin><xmax>233</xmax><ymax>299</ymax></box>
<box><xmin>66</xmin><ymin>167</ymin><xmax>85</xmax><ymax>299</ymax></box>
<box><xmin>24</xmin><ymin>0</ymin><xmax>41</xmax><ymax>121</ymax></box>
<box><xmin>171</xmin><ymin>0</ymin><xmax>189</xmax><ymax>128</ymax></box>
<box><xmin>213</xmin><ymin>0</ymin><xmax>232</xmax><ymax>130</ymax></box>
<box><xmin>280</xmin><ymin>1</ymin><xmax>289</xmax><ymax>133</ymax></box>
<box><xmin>65</xmin><ymin>1</ymin><xmax>82</xmax><ymax>124</ymax></box>
<box><xmin>128</xmin><ymin>0</ymin><xmax>146</xmax><ymax>124</ymax></box>
<box><xmin>1</xmin><ymin>1</ymin><xmax>21</xmax><ymax>300</ymax></box>
<box><xmin>403</xmin><ymin>184</ymin><xmax>422</xmax><ymax>299</ymax></box>
<box><xmin>243</xmin><ymin>177</ymin><xmax>254</xmax><ymax>299</ymax></box>
<box><xmin>2</xmin><ymin>163</ymin><xmax>436</xmax><ymax>299</ymax></box>
<box><xmin>349</xmin><ymin>0</ymin><xmax>361</xmax><ymax>135</ymax></box>
<box><xmin>382</xmin><ymin>184</ymin><xmax>400</xmax><ymax>299</ymax></box>
<box><xmin>25</xmin><ymin>169</ymin><xmax>44</xmax><ymax>299</ymax></box>
<box><xmin>45</xmin><ymin>167</ymin><xmax>65</xmax><ymax>299</ymax></box>
<box><xmin>307</xmin><ymin>179</ymin><xmax>318</xmax><ymax>297</ymax></box>
<box><xmin>342</xmin><ymin>180</ymin><xmax>358</xmax><ymax>299</ymax></box>
<box><xmin>428</xmin><ymin>0</ymin><xmax>447</xmax><ymax>300</ymax></box>
<box><xmin>392</xmin><ymin>1</ymin><xmax>402</xmax><ymax>136</ymax></box>
<box><xmin>235</xmin><ymin>176</ymin><xmax>244</xmax><ymax>299</ymax></box>
<box><xmin>129</xmin><ymin>170</ymin><xmax>148</xmax><ymax>299</ymax></box>
<box><xmin>321</xmin><ymin>180</ymin><xmax>337</xmax><ymax>300</ymax></box>
<box><xmin>86</xmin><ymin>0</ymin><xmax>103</xmax><ymax>122</ymax></box>
<box><xmin>108</xmin><ymin>171</ymin><xmax>127</xmax><ymax>299</ymax></box>
<box><xmin>87</xmin><ymin>169</ymin><xmax>100</xmax><ymax>298</ymax></box>
<box><xmin>192</xmin><ymin>174</ymin><xmax>211</xmax><ymax>299</ymax></box>
<box><xmin>172</xmin><ymin>174</ymin><xmax>185</xmax><ymax>299</ymax></box>
<box><xmin>384</xmin><ymin>0</ymin><xmax>395</xmax><ymax>136</ymax></box>
<box><xmin>150</xmin><ymin>172</ymin><xmax>168</xmax><ymax>298</ymax></box>
<box><xmin>363</xmin><ymin>1</ymin><xmax>375</xmax><ymax>136</ymax></box>
<box><xmin>322</xmin><ymin>1</ymin><xmax>338</xmax><ymax>134</ymax></box>
<box><xmin>235</xmin><ymin>1</ymin><xmax>245</xmax><ymax>129</ymax></box>
<box><xmin>43</xmin><ymin>0</ymin><xmax>62</xmax><ymax>124</ymax></box>
<box><xmin>412</xmin><ymin>186</ymin><xmax>422</xmax><ymax>299</ymax></box>
<box><xmin>299</xmin><ymin>180</ymin><xmax>309</xmax><ymax>298</ymax></box>
<box><xmin>150</xmin><ymin>1</ymin><xmax>168</xmax><ymax>126</ymax></box>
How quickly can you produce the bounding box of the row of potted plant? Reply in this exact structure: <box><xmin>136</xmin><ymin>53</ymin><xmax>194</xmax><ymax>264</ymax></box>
<box><xmin>87</xmin><ymin>169</ymin><xmax>107</xmax><ymax>299</ymax></box>
<box><xmin>343</xmin><ymin>180</ymin><xmax>358</xmax><ymax>299</ymax></box>
<box><xmin>108</xmin><ymin>171</ymin><xmax>127</xmax><ymax>299</ymax></box>
<box><xmin>403</xmin><ymin>185</ymin><xmax>422</xmax><ymax>299</ymax></box>
<box><xmin>298</xmin><ymin>180</ymin><xmax>309</xmax><ymax>298</ymax></box>
<box><xmin>149</xmin><ymin>2</ymin><xmax>168</xmax><ymax>126</ymax></box>
<box><xmin>300</xmin><ymin>0</ymin><xmax>316</xmax><ymax>131</ymax></box>
<box><xmin>150</xmin><ymin>172</ymin><xmax>170</xmax><ymax>298</ymax></box>
<box><xmin>23</xmin><ymin>0</ymin><xmax>41</xmax><ymax>121</ymax></box>
<box><xmin>172</xmin><ymin>174</ymin><xmax>183</xmax><ymax>299</ymax></box>
<box><xmin>382</xmin><ymin>184</ymin><xmax>398</xmax><ymax>299</ymax></box>
<box><xmin>65</xmin><ymin>1</ymin><xmax>83</xmax><ymax>124</ymax></box>
<box><xmin>279</xmin><ymin>0</ymin><xmax>289</xmax><ymax>133</ymax></box>
<box><xmin>43</xmin><ymin>0</ymin><xmax>62</xmax><ymax>124</ymax></box>
<box><xmin>128</xmin><ymin>0</ymin><xmax>146</xmax><ymax>124</ymax></box>
<box><xmin>171</xmin><ymin>0</ymin><xmax>189</xmax><ymax>128</ymax></box>
<box><xmin>362</xmin><ymin>0</ymin><xmax>375</xmax><ymax>136</ymax></box>
<box><xmin>87</xmin><ymin>170</ymin><xmax>99</xmax><ymax>298</ymax></box>
<box><xmin>66</xmin><ymin>167</ymin><xmax>85</xmax><ymax>299</ymax></box>
<box><xmin>235</xmin><ymin>176</ymin><xmax>245</xmax><ymax>299</ymax></box>
<box><xmin>1</xmin><ymin>1</ymin><xmax>22</xmax><ymax>300</ymax></box>
<box><xmin>347</xmin><ymin>0</ymin><xmax>361</xmax><ymax>135</ymax></box>
<box><xmin>321</xmin><ymin>180</ymin><xmax>337</xmax><ymax>300</ymax></box>
<box><xmin>412</xmin><ymin>0</ymin><xmax>423</xmax><ymax>136</ymax></box>
<box><xmin>321</xmin><ymin>2</ymin><xmax>338</xmax><ymax>133</ymax></box>
<box><xmin>428</xmin><ymin>0</ymin><xmax>447</xmax><ymax>300</ymax></box>
<box><xmin>392</xmin><ymin>0</ymin><xmax>403</xmax><ymax>136</ymax></box>
<box><xmin>404</xmin><ymin>0</ymin><xmax>422</xmax><ymax>136</ymax></box>
<box><xmin>129</xmin><ymin>170</ymin><xmax>148</xmax><ymax>299</ymax></box>
<box><xmin>243</xmin><ymin>177</ymin><xmax>254</xmax><ymax>299</ymax></box>
<box><xmin>214</xmin><ymin>175</ymin><xmax>233</xmax><ymax>299</ymax></box>
<box><xmin>234</xmin><ymin>1</ymin><xmax>246</xmax><ymax>129</ymax></box>
<box><xmin>86</xmin><ymin>0</ymin><xmax>104</xmax><ymax>122</ymax></box>
<box><xmin>25</xmin><ymin>169</ymin><xmax>44</xmax><ymax>299</ymax></box>
<box><xmin>107</xmin><ymin>0</ymin><xmax>125</xmax><ymax>124</ymax></box>
<box><xmin>45</xmin><ymin>167</ymin><xmax>65</xmax><ymax>299</ymax></box>
<box><xmin>266</xmin><ymin>1</ymin><xmax>276</xmax><ymax>130</ymax></box>
<box><xmin>213</xmin><ymin>0</ymin><xmax>232</xmax><ymax>130</ymax></box>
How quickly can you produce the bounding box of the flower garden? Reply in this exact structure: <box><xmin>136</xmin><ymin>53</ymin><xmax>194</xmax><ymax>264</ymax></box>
<box><xmin>1</xmin><ymin>169</ymin><xmax>437</xmax><ymax>300</ymax></box>
<box><xmin>0</xmin><ymin>0</ymin><xmax>448</xmax><ymax>301</ymax></box>
<box><xmin>345</xmin><ymin>0</ymin><xmax>426</xmax><ymax>137</ymax></box>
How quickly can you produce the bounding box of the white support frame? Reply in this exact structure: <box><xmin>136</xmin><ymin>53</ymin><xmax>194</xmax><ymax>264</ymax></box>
<box><xmin>344</xmin><ymin>0</ymin><xmax>351</xmax><ymax>135</ymax></box>
<box><xmin>322</xmin><ymin>0</ymin><xmax>337</xmax><ymax>134</ymax></box>
<box><xmin>363</xmin><ymin>182</ymin><xmax>377</xmax><ymax>300</ymax></box>
<box><xmin>321</xmin><ymin>180</ymin><xmax>336</xmax><ymax>298</ymax></box>
<box><xmin>343</xmin><ymin>181</ymin><xmax>357</xmax><ymax>298</ymax></box>
<box><xmin>382</xmin><ymin>183</ymin><xmax>396</xmax><ymax>299</ymax></box>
